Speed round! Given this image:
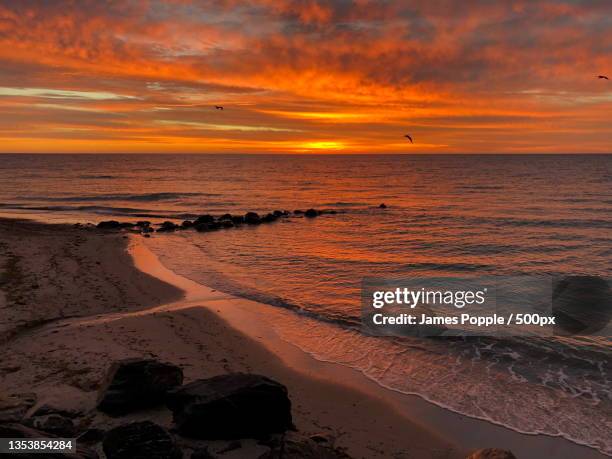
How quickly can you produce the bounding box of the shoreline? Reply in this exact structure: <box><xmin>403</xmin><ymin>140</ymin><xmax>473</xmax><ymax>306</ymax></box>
<box><xmin>0</xmin><ymin>216</ymin><xmax>607</xmax><ymax>458</ymax></box>
<box><xmin>132</xmin><ymin>236</ymin><xmax>608</xmax><ymax>459</ymax></box>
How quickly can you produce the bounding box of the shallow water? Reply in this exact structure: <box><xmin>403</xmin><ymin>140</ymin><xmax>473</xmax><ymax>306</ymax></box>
<box><xmin>2</xmin><ymin>153</ymin><xmax>611</xmax><ymax>454</ymax></box>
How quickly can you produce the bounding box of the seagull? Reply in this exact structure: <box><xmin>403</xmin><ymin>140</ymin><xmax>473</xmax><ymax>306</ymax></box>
<box><xmin>597</xmin><ymin>75</ymin><xmax>609</xmax><ymax>80</ymax></box>
<box><xmin>214</xmin><ymin>105</ymin><xmax>224</xmax><ymax>110</ymax></box>
<box><xmin>404</xmin><ymin>134</ymin><xmax>413</xmax><ymax>143</ymax></box>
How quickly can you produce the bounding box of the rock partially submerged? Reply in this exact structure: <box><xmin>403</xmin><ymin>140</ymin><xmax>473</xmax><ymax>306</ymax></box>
<box><xmin>466</xmin><ymin>449</ymin><xmax>517</xmax><ymax>459</ymax></box>
<box><xmin>97</xmin><ymin>358</ymin><xmax>183</xmax><ymax>416</ymax></box>
<box><xmin>157</xmin><ymin>221</ymin><xmax>179</xmax><ymax>232</ymax></box>
<box><xmin>244</xmin><ymin>212</ymin><xmax>262</xmax><ymax>225</ymax></box>
<box><xmin>167</xmin><ymin>373</ymin><xmax>292</xmax><ymax>439</ymax></box>
<box><xmin>92</xmin><ymin>207</ymin><xmax>340</xmax><ymax>236</ymax></box>
<box><xmin>102</xmin><ymin>421</ymin><xmax>181</xmax><ymax>459</ymax></box>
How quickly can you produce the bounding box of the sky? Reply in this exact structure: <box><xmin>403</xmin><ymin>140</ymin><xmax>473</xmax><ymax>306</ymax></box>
<box><xmin>0</xmin><ymin>0</ymin><xmax>610</xmax><ymax>154</ymax></box>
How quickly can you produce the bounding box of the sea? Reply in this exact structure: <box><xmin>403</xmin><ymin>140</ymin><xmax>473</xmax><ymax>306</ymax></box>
<box><xmin>1</xmin><ymin>153</ymin><xmax>610</xmax><ymax>455</ymax></box>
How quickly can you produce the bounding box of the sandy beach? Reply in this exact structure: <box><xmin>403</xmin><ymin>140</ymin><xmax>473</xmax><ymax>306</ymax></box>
<box><xmin>0</xmin><ymin>218</ymin><xmax>461</xmax><ymax>458</ymax></box>
<box><xmin>0</xmin><ymin>217</ymin><xmax>608</xmax><ymax>459</ymax></box>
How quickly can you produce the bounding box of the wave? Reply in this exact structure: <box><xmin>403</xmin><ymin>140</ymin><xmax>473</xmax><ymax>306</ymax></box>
<box><xmin>0</xmin><ymin>203</ymin><xmax>199</xmax><ymax>219</ymax></box>
<box><xmin>77</xmin><ymin>175</ymin><xmax>117</xmax><ymax>179</ymax></box>
<box><xmin>12</xmin><ymin>192</ymin><xmax>220</xmax><ymax>202</ymax></box>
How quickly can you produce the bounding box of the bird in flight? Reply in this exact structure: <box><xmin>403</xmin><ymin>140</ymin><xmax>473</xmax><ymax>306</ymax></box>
<box><xmin>404</xmin><ymin>134</ymin><xmax>413</xmax><ymax>143</ymax></box>
<box><xmin>214</xmin><ymin>105</ymin><xmax>224</xmax><ymax>110</ymax></box>
<box><xmin>597</xmin><ymin>75</ymin><xmax>609</xmax><ymax>80</ymax></box>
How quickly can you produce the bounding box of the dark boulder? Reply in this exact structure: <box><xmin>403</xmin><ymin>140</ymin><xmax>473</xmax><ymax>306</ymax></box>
<box><xmin>78</xmin><ymin>428</ymin><xmax>107</xmax><ymax>445</ymax></box>
<box><xmin>272</xmin><ymin>210</ymin><xmax>284</xmax><ymax>217</ymax></box>
<box><xmin>220</xmin><ymin>220</ymin><xmax>234</xmax><ymax>228</ymax></box>
<box><xmin>29</xmin><ymin>413</ymin><xmax>76</xmax><ymax>437</ymax></box>
<box><xmin>195</xmin><ymin>221</ymin><xmax>221</xmax><ymax>232</ymax></box>
<box><xmin>0</xmin><ymin>423</ymin><xmax>98</xmax><ymax>458</ymax></box>
<box><xmin>97</xmin><ymin>358</ymin><xmax>183</xmax><ymax>416</ymax></box>
<box><xmin>195</xmin><ymin>214</ymin><xmax>215</xmax><ymax>225</ymax></box>
<box><xmin>191</xmin><ymin>447</ymin><xmax>215</xmax><ymax>459</ymax></box>
<box><xmin>231</xmin><ymin>215</ymin><xmax>245</xmax><ymax>225</ymax></box>
<box><xmin>97</xmin><ymin>220</ymin><xmax>122</xmax><ymax>229</ymax></box>
<box><xmin>157</xmin><ymin>221</ymin><xmax>178</xmax><ymax>232</ymax></box>
<box><xmin>244</xmin><ymin>212</ymin><xmax>262</xmax><ymax>225</ymax></box>
<box><xmin>261</xmin><ymin>432</ymin><xmax>351</xmax><ymax>458</ymax></box>
<box><xmin>466</xmin><ymin>449</ymin><xmax>517</xmax><ymax>459</ymax></box>
<box><xmin>379</xmin><ymin>203</ymin><xmax>387</xmax><ymax>209</ymax></box>
<box><xmin>261</xmin><ymin>213</ymin><xmax>278</xmax><ymax>223</ymax></box>
<box><xmin>181</xmin><ymin>220</ymin><xmax>194</xmax><ymax>228</ymax></box>
<box><xmin>31</xmin><ymin>403</ymin><xmax>82</xmax><ymax>419</ymax></box>
<box><xmin>195</xmin><ymin>223</ymin><xmax>211</xmax><ymax>232</ymax></box>
<box><xmin>304</xmin><ymin>209</ymin><xmax>319</xmax><ymax>218</ymax></box>
<box><xmin>167</xmin><ymin>373</ymin><xmax>292</xmax><ymax>439</ymax></box>
<box><xmin>102</xmin><ymin>421</ymin><xmax>181</xmax><ymax>459</ymax></box>
<box><xmin>219</xmin><ymin>213</ymin><xmax>233</xmax><ymax>221</ymax></box>
<box><xmin>136</xmin><ymin>221</ymin><xmax>151</xmax><ymax>227</ymax></box>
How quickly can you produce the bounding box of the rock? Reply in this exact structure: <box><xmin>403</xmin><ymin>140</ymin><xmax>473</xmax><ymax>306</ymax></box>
<box><xmin>263</xmin><ymin>432</ymin><xmax>351</xmax><ymax>458</ymax></box>
<box><xmin>244</xmin><ymin>212</ymin><xmax>262</xmax><ymax>225</ymax></box>
<box><xmin>261</xmin><ymin>213</ymin><xmax>278</xmax><ymax>223</ymax></box>
<box><xmin>32</xmin><ymin>403</ymin><xmax>82</xmax><ymax>419</ymax></box>
<box><xmin>217</xmin><ymin>440</ymin><xmax>242</xmax><ymax>454</ymax></box>
<box><xmin>167</xmin><ymin>373</ymin><xmax>292</xmax><ymax>439</ymax></box>
<box><xmin>195</xmin><ymin>221</ymin><xmax>220</xmax><ymax>232</ymax></box>
<box><xmin>29</xmin><ymin>413</ymin><xmax>76</xmax><ymax>437</ymax></box>
<box><xmin>220</xmin><ymin>220</ymin><xmax>234</xmax><ymax>228</ymax></box>
<box><xmin>293</xmin><ymin>210</ymin><xmax>304</xmax><ymax>215</ymax></box>
<box><xmin>309</xmin><ymin>433</ymin><xmax>332</xmax><ymax>444</ymax></box>
<box><xmin>231</xmin><ymin>215</ymin><xmax>245</xmax><ymax>225</ymax></box>
<box><xmin>102</xmin><ymin>421</ymin><xmax>181</xmax><ymax>459</ymax></box>
<box><xmin>195</xmin><ymin>214</ymin><xmax>215</xmax><ymax>225</ymax></box>
<box><xmin>379</xmin><ymin>203</ymin><xmax>387</xmax><ymax>208</ymax></box>
<box><xmin>219</xmin><ymin>213</ymin><xmax>233</xmax><ymax>221</ymax></box>
<box><xmin>182</xmin><ymin>220</ymin><xmax>194</xmax><ymax>228</ymax></box>
<box><xmin>304</xmin><ymin>209</ymin><xmax>319</xmax><ymax>218</ymax></box>
<box><xmin>157</xmin><ymin>221</ymin><xmax>178</xmax><ymax>232</ymax></box>
<box><xmin>191</xmin><ymin>447</ymin><xmax>215</xmax><ymax>459</ymax></box>
<box><xmin>0</xmin><ymin>423</ymin><xmax>98</xmax><ymax>458</ymax></box>
<box><xmin>272</xmin><ymin>210</ymin><xmax>284</xmax><ymax>217</ymax></box>
<box><xmin>78</xmin><ymin>428</ymin><xmax>106</xmax><ymax>444</ymax></box>
<box><xmin>136</xmin><ymin>221</ymin><xmax>151</xmax><ymax>227</ymax></box>
<box><xmin>97</xmin><ymin>358</ymin><xmax>183</xmax><ymax>416</ymax></box>
<box><xmin>118</xmin><ymin>222</ymin><xmax>135</xmax><ymax>228</ymax></box>
<box><xmin>97</xmin><ymin>220</ymin><xmax>122</xmax><ymax>229</ymax></box>
<box><xmin>195</xmin><ymin>223</ymin><xmax>211</xmax><ymax>232</ymax></box>
<box><xmin>144</xmin><ymin>234</ymin><xmax>151</xmax><ymax>238</ymax></box>
<box><xmin>466</xmin><ymin>449</ymin><xmax>517</xmax><ymax>459</ymax></box>
<box><xmin>0</xmin><ymin>393</ymin><xmax>37</xmax><ymax>422</ymax></box>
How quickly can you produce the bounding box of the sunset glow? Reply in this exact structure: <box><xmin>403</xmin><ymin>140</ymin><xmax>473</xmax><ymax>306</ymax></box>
<box><xmin>0</xmin><ymin>1</ymin><xmax>610</xmax><ymax>153</ymax></box>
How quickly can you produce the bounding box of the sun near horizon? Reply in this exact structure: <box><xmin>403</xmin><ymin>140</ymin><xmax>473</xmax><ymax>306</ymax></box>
<box><xmin>0</xmin><ymin>1</ymin><xmax>610</xmax><ymax>154</ymax></box>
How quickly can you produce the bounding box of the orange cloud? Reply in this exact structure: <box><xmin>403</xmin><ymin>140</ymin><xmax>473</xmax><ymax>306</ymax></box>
<box><xmin>0</xmin><ymin>0</ymin><xmax>610</xmax><ymax>153</ymax></box>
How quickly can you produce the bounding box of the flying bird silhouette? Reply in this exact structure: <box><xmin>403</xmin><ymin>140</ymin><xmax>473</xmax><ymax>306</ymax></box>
<box><xmin>214</xmin><ymin>105</ymin><xmax>224</xmax><ymax>110</ymax></box>
<box><xmin>404</xmin><ymin>134</ymin><xmax>413</xmax><ymax>143</ymax></box>
<box><xmin>597</xmin><ymin>75</ymin><xmax>609</xmax><ymax>80</ymax></box>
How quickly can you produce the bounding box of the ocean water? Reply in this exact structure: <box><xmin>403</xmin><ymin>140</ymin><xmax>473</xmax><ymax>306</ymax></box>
<box><xmin>1</xmin><ymin>154</ymin><xmax>611</xmax><ymax>454</ymax></box>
